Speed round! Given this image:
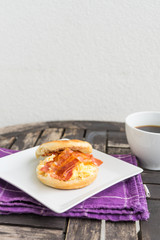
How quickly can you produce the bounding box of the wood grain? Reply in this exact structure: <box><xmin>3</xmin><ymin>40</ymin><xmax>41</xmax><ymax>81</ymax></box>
<box><xmin>107</xmin><ymin>147</ymin><xmax>131</xmax><ymax>155</ymax></box>
<box><xmin>85</xmin><ymin>130</ymin><xmax>107</xmax><ymax>153</ymax></box>
<box><xmin>36</xmin><ymin>128</ymin><xmax>64</xmax><ymax>145</ymax></box>
<box><xmin>105</xmin><ymin>222</ymin><xmax>137</xmax><ymax>240</ymax></box>
<box><xmin>11</xmin><ymin>131</ymin><xmax>41</xmax><ymax>150</ymax></box>
<box><xmin>140</xmin><ymin>200</ymin><xmax>160</xmax><ymax>240</ymax></box>
<box><xmin>0</xmin><ymin>225</ymin><xmax>63</xmax><ymax>240</ymax></box>
<box><xmin>0</xmin><ymin>214</ymin><xmax>66</xmax><ymax>230</ymax></box>
<box><xmin>62</xmin><ymin>128</ymin><xmax>84</xmax><ymax>140</ymax></box>
<box><xmin>0</xmin><ymin>121</ymin><xmax>125</xmax><ymax>135</ymax></box>
<box><xmin>65</xmin><ymin>218</ymin><xmax>101</xmax><ymax>240</ymax></box>
<box><xmin>0</xmin><ymin>136</ymin><xmax>15</xmax><ymax>148</ymax></box>
<box><xmin>142</xmin><ymin>171</ymin><xmax>160</xmax><ymax>184</ymax></box>
<box><xmin>146</xmin><ymin>184</ymin><xmax>160</xmax><ymax>199</ymax></box>
<box><xmin>108</xmin><ymin>131</ymin><xmax>129</xmax><ymax>148</ymax></box>
<box><xmin>0</xmin><ymin>122</ymin><xmax>49</xmax><ymax>135</ymax></box>
<box><xmin>48</xmin><ymin>121</ymin><xmax>125</xmax><ymax>131</ymax></box>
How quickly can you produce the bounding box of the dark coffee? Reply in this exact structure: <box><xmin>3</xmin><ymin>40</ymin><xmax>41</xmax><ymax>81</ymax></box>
<box><xmin>136</xmin><ymin>125</ymin><xmax>160</xmax><ymax>133</ymax></box>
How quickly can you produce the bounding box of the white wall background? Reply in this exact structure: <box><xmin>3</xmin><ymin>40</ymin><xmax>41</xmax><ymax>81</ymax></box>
<box><xmin>0</xmin><ymin>0</ymin><xmax>160</xmax><ymax>128</ymax></box>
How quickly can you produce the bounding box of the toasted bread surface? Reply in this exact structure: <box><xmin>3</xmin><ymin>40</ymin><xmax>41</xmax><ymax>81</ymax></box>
<box><xmin>36</xmin><ymin>164</ymin><xmax>98</xmax><ymax>189</ymax></box>
<box><xmin>36</xmin><ymin>139</ymin><xmax>92</xmax><ymax>158</ymax></box>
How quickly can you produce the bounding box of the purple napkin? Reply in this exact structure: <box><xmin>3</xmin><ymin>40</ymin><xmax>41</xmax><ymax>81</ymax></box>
<box><xmin>0</xmin><ymin>148</ymin><xmax>149</xmax><ymax>221</ymax></box>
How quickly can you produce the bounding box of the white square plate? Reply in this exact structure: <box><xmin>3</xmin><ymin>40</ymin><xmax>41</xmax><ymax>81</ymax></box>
<box><xmin>0</xmin><ymin>146</ymin><xmax>143</xmax><ymax>213</ymax></box>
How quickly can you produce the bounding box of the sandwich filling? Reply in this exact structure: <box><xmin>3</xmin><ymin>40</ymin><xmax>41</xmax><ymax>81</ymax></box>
<box><xmin>38</xmin><ymin>148</ymin><xmax>103</xmax><ymax>181</ymax></box>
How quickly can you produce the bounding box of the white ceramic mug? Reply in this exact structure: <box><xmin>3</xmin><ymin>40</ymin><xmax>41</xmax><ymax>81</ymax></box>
<box><xmin>125</xmin><ymin>111</ymin><xmax>160</xmax><ymax>170</ymax></box>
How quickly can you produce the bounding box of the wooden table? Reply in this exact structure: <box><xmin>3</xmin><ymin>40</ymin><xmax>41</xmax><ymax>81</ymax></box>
<box><xmin>0</xmin><ymin>121</ymin><xmax>159</xmax><ymax>240</ymax></box>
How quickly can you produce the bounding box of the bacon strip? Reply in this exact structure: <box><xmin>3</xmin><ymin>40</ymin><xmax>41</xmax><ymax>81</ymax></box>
<box><xmin>40</xmin><ymin>148</ymin><xmax>103</xmax><ymax>181</ymax></box>
<box><xmin>90</xmin><ymin>155</ymin><xmax>103</xmax><ymax>166</ymax></box>
<box><xmin>40</xmin><ymin>162</ymin><xmax>52</xmax><ymax>173</ymax></box>
<box><xmin>56</xmin><ymin>158</ymin><xmax>79</xmax><ymax>181</ymax></box>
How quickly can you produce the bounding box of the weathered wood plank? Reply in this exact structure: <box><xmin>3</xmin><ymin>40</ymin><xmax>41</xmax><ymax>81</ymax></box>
<box><xmin>62</xmin><ymin>128</ymin><xmax>84</xmax><ymax>140</ymax></box>
<box><xmin>108</xmin><ymin>131</ymin><xmax>129</xmax><ymax>148</ymax></box>
<box><xmin>0</xmin><ymin>122</ymin><xmax>49</xmax><ymax>135</ymax></box>
<box><xmin>107</xmin><ymin>147</ymin><xmax>131</xmax><ymax>155</ymax></box>
<box><xmin>105</xmin><ymin>222</ymin><xmax>137</xmax><ymax>240</ymax></box>
<box><xmin>36</xmin><ymin>128</ymin><xmax>64</xmax><ymax>145</ymax></box>
<box><xmin>65</xmin><ymin>218</ymin><xmax>101</xmax><ymax>240</ymax></box>
<box><xmin>0</xmin><ymin>121</ymin><xmax>125</xmax><ymax>135</ymax></box>
<box><xmin>85</xmin><ymin>130</ymin><xmax>107</xmax><ymax>153</ymax></box>
<box><xmin>0</xmin><ymin>214</ymin><xmax>66</xmax><ymax>230</ymax></box>
<box><xmin>11</xmin><ymin>131</ymin><xmax>41</xmax><ymax>151</ymax></box>
<box><xmin>49</xmin><ymin>121</ymin><xmax>125</xmax><ymax>131</ymax></box>
<box><xmin>142</xmin><ymin>171</ymin><xmax>160</xmax><ymax>184</ymax></box>
<box><xmin>0</xmin><ymin>225</ymin><xmax>63</xmax><ymax>240</ymax></box>
<box><xmin>146</xmin><ymin>184</ymin><xmax>160</xmax><ymax>199</ymax></box>
<box><xmin>0</xmin><ymin>136</ymin><xmax>15</xmax><ymax>149</ymax></box>
<box><xmin>140</xmin><ymin>200</ymin><xmax>160</xmax><ymax>240</ymax></box>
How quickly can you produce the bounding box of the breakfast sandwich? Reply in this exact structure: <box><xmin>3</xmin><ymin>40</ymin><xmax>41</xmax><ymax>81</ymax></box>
<box><xmin>36</xmin><ymin>139</ymin><xmax>103</xmax><ymax>189</ymax></box>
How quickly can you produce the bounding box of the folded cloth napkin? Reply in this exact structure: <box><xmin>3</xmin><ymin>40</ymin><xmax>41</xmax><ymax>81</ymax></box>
<box><xmin>0</xmin><ymin>148</ymin><xmax>149</xmax><ymax>221</ymax></box>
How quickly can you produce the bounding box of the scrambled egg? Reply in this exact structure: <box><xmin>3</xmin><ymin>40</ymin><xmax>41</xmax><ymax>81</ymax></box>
<box><xmin>70</xmin><ymin>163</ymin><xmax>96</xmax><ymax>180</ymax></box>
<box><xmin>38</xmin><ymin>155</ymin><xmax>96</xmax><ymax>180</ymax></box>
